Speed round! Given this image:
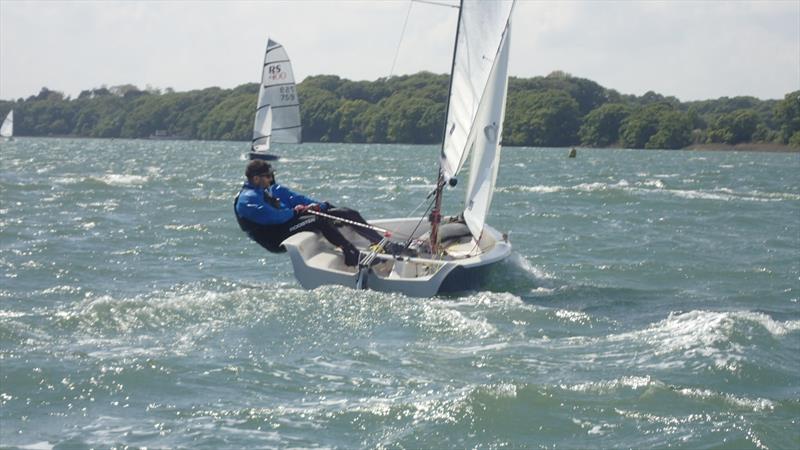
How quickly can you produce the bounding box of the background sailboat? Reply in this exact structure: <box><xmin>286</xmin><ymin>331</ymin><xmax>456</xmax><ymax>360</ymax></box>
<box><xmin>249</xmin><ymin>39</ymin><xmax>302</xmax><ymax>160</ymax></box>
<box><xmin>1</xmin><ymin>110</ymin><xmax>13</xmax><ymax>141</ymax></box>
<box><xmin>282</xmin><ymin>0</ymin><xmax>515</xmax><ymax>296</ymax></box>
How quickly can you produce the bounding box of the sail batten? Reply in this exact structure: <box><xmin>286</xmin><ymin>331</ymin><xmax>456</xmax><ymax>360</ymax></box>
<box><xmin>252</xmin><ymin>39</ymin><xmax>301</xmax><ymax>152</ymax></box>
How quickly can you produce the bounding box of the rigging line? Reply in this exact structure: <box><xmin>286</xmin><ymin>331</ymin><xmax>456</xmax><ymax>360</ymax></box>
<box><xmin>402</xmin><ymin>196</ymin><xmax>436</xmax><ymax>251</ymax></box>
<box><xmin>389</xmin><ymin>0</ymin><xmax>414</xmax><ymax>78</ymax></box>
<box><xmin>408</xmin><ymin>187</ymin><xmax>436</xmax><ymax>217</ymax></box>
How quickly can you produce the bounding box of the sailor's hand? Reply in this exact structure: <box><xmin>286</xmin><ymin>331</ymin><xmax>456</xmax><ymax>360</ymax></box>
<box><xmin>294</xmin><ymin>204</ymin><xmax>309</xmax><ymax>214</ymax></box>
<box><xmin>308</xmin><ymin>203</ymin><xmax>321</xmax><ymax>212</ymax></box>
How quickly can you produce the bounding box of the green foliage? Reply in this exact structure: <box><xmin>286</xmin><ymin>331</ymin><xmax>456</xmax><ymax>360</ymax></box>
<box><xmin>646</xmin><ymin>111</ymin><xmax>692</xmax><ymax>149</ymax></box>
<box><xmin>504</xmin><ymin>90</ymin><xmax>580</xmax><ymax>146</ymax></box>
<box><xmin>789</xmin><ymin>131</ymin><xmax>800</xmax><ymax>148</ymax></box>
<box><xmin>619</xmin><ymin>103</ymin><xmax>693</xmax><ymax>149</ymax></box>
<box><xmin>706</xmin><ymin>109</ymin><xmax>762</xmax><ymax>144</ymax></box>
<box><xmin>335</xmin><ymin>99</ymin><xmax>371</xmax><ymax>142</ymax></box>
<box><xmin>774</xmin><ymin>91</ymin><xmax>800</xmax><ymax>146</ymax></box>
<box><xmin>579</xmin><ymin>103</ymin><xmax>630</xmax><ymax>147</ymax></box>
<box><xmin>620</xmin><ymin>103</ymin><xmax>670</xmax><ymax>148</ymax></box>
<box><xmin>0</xmin><ymin>73</ymin><xmax>793</xmax><ymax>149</ymax></box>
<box><xmin>298</xmin><ymin>86</ymin><xmax>341</xmax><ymax>142</ymax></box>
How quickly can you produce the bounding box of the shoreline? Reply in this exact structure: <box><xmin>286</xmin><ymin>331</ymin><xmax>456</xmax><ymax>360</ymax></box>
<box><xmin>5</xmin><ymin>135</ymin><xmax>799</xmax><ymax>153</ymax></box>
<box><xmin>684</xmin><ymin>143</ymin><xmax>798</xmax><ymax>153</ymax></box>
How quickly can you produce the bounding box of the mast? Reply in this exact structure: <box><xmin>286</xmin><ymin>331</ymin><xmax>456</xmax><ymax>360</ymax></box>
<box><xmin>430</xmin><ymin>0</ymin><xmax>464</xmax><ymax>255</ymax></box>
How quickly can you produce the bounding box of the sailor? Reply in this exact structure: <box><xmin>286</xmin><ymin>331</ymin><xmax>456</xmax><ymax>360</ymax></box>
<box><xmin>234</xmin><ymin>160</ymin><xmax>399</xmax><ymax>265</ymax></box>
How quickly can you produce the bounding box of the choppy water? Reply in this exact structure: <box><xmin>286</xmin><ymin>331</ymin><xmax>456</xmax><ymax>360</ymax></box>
<box><xmin>1</xmin><ymin>138</ymin><xmax>798</xmax><ymax>449</ymax></box>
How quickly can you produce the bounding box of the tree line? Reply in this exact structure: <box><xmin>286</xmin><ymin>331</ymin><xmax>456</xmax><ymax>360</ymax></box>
<box><xmin>1</xmin><ymin>72</ymin><xmax>798</xmax><ymax>149</ymax></box>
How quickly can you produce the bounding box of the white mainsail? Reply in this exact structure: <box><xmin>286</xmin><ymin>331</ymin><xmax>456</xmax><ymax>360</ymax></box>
<box><xmin>0</xmin><ymin>110</ymin><xmax>13</xmax><ymax>138</ymax></box>
<box><xmin>252</xmin><ymin>39</ymin><xmax>301</xmax><ymax>152</ymax></box>
<box><xmin>440</xmin><ymin>1</ymin><xmax>514</xmax><ymax>240</ymax></box>
<box><xmin>463</xmin><ymin>20</ymin><xmax>511</xmax><ymax>240</ymax></box>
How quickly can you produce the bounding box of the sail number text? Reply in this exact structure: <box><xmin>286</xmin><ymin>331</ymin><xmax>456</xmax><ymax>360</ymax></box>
<box><xmin>267</xmin><ymin>64</ymin><xmax>288</xmax><ymax>81</ymax></box>
<box><xmin>279</xmin><ymin>86</ymin><xmax>296</xmax><ymax>102</ymax></box>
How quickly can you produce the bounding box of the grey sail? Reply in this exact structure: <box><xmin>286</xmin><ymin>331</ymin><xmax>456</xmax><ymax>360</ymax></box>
<box><xmin>251</xmin><ymin>39</ymin><xmax>301</xmax><ymax>157</ymax></box>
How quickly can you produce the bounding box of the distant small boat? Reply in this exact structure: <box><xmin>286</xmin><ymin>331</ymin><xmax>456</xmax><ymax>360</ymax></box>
<box><xmin>1</xmin><ymin>110</ymin><xmax>13</xmax><ymax>141</ymax></box>
<box><xmin>568</xmin><ymin>147</ymin><xmax>577</xmax><ymax>158</ymax></box>
<box><xmin>249</xmin><ymin>39</ymin><xmax>302</xmax><ymax>161</ymax></box>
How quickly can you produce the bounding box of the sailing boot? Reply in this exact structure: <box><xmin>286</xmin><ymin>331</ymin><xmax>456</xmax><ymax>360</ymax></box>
<box><xmin>342</xmin><ymin>245</ymin><xmax>361</xmax><ymax>267</ymax></box>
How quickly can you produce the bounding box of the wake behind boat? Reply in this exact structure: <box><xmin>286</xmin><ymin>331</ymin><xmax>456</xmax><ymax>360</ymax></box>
<box><xmin>249</xmin><ymin>39</ymin><xmax>302</xmax><ymax>160</ymax></box>
<box><xmin>282</xmin><ymin>0</ymin><xmax>515</xmax><ymax>296</ymax></box>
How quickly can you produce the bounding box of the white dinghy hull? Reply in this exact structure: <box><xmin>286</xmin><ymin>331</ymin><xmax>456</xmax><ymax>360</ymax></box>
<box><xmin>282</xmin><ymin>217</ymin><xmax>511</xmax><ymax>297</ymax></box>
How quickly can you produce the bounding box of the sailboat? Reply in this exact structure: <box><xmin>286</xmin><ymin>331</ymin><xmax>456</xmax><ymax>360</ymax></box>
<box><xmin>282</xmin><ymin>0</ymin><xmax>515</xmax><ymax>297</ymax></box>
<box><xmin>0</xmin><ymin>110</ymin><xmax>13</xmax><ymax>141</ymax></box>
<box><xmin>249</xmin><ymin>39</ymin><xmax>302</xmax><ymax>160</ymax></box>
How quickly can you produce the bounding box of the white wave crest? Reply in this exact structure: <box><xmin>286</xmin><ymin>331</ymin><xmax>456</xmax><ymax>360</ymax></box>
<box><xmin>676</xmin><ymin>388</ymin><xmax>775</xmax><ymax>412</ymax></box>
<box><xmin>554</xmin><ymin>309</ymin><xmax>593</xmax><ymax>325</ymax></box>
<box><xmin>94</xmin><ymin>174</ymin><xmax>149</xmax><ymax>186</ymax></box>
<box><xmin>561</xmin><ymin>375</ymin><xmax>661</xmax><ymax>393</ymax></box>
<box><xmin>164</xmin><ymin>224</ymin><xmax>208</xmax><ymax>232</ymax></box>
<box><xmin>575</xmin><ymin>180</ymin><xmax>630</xmax><ymax>192</ymax></box>
<box><xmin>509</xmin><ymin>253</ymin><xmax>553</xmax><ymax>280</ymax></box>
<box><xmin>499</xmin><ymin>179</ymin><xmax>799</xmax><ymax>203</ymax></box>
<box><xmin>640</xmin><ymin>179</ymin><xmax>666</xmax><ymax>189</ymax></box>
<box><xmin>665</xmin><ymin>187</ymin><xmax>796</xmax><ymax>202</ymax></box>
<box><xmin>610</xmin><ymin>310</ymin><xmax>799</xmax><ymax>371</ymax></box>
<box><xmin>497</xmin><ymin>185</ymin><xmax>564</xmax><ymax>194</ymax></box>
<box><xmin>419</xmin><ymin>302</ymin><xmax>497</xmax><ymax>339</ymax></box>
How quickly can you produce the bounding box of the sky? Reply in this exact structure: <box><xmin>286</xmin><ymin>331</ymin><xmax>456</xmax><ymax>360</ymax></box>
<box><xmin>1</xmin><ymin>0</ymin><xmax>798</xmax><ymax>102</ymax></box>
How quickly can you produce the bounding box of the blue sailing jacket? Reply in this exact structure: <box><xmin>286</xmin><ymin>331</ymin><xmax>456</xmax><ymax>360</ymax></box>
<box><xmin>235</xmin><ymin>182</ymin><xmax>327</xmax><ymax>225</ymax></box>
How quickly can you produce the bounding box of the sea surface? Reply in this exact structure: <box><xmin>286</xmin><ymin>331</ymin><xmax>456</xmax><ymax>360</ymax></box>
<box><xmin>0</xmin><ymin>138</ymin><xmax>798</xmax><ymax>449</ymax></box>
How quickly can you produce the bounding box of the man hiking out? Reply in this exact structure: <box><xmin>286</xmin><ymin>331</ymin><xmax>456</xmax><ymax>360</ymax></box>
<box><xmin>234</xmin><ymin>160</ymin><xmax>402</xmax><ymax>266</ymax></box>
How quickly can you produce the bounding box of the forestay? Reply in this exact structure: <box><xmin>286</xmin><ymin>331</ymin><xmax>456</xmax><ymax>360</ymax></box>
<box><xmin>252</xmin><ymin>39</ymin><xmax>301</xmax><ymax>152</ymax></box>
<box><xmin>439</xmin><ymin>1</ymin><xmax>515</xmax><ymax>240</ymax></box>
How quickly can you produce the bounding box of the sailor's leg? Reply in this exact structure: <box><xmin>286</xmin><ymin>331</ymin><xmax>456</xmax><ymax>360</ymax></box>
<box><xmin>291</xmin><ymin>214</ymin><xmax>360</xmax><ymax>265</ymax></box>
<box><xmin>325</xmin><ymin>207</ymin><xmax>383</xmax><ymax>243</ymax></box>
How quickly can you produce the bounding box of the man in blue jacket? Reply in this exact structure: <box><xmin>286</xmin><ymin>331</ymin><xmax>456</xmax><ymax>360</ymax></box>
<box><xmin>234</xmin><ymin>160</ymin><xmax>391</xmax><ymax>266</ymax></box>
